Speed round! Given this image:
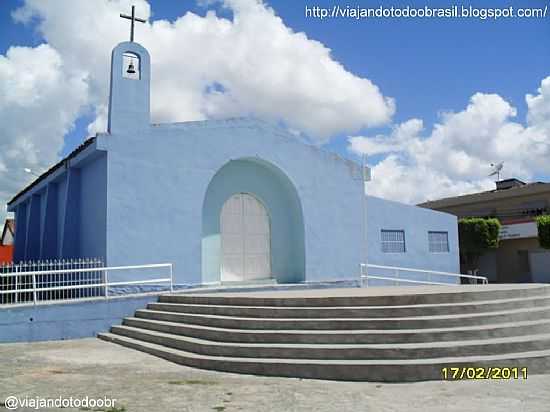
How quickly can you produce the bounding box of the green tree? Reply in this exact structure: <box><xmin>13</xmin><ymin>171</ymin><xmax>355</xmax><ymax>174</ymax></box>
<box><xmin>536</xmin><ymin>215</ymin><xmax>550</xmax><ymax>249</ymax></box>
<box><xmin>458</xmin><ymin>218</ymin><xmax>501</xmax><ymax>276</ymax></box>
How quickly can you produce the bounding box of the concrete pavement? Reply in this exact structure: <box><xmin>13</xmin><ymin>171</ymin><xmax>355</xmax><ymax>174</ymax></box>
<box><xmin>0</xmin><ymin>338</ymin><xmax>547</xmax><ymax>412</ymax></box>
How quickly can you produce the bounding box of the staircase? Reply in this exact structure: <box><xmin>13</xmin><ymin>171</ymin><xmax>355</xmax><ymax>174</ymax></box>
<box><xmin>98</xmin><ymin>284</ymin><xmax>550</xmax><ymax>381</ymax></box>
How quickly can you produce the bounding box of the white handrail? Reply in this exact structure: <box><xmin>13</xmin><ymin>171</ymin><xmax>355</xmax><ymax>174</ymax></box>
<box><xmin>361</xmin><ymin>263</ymin><xmax>488</xmax><ymax>285</ymax></box>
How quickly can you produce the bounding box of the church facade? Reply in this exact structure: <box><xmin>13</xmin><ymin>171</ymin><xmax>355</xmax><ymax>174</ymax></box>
<box><xmin>7</xmin><ymin>40</ymin><xmax>460</xmax><ymax>286</ymax></box>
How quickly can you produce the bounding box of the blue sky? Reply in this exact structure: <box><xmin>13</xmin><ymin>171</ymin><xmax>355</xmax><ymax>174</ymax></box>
<box><xmin>1</xmin><ymin>0</ymin><xmax>549</xmax><ymax>206</ymax></box>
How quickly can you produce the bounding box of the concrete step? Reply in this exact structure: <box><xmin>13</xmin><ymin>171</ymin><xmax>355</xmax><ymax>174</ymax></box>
<box><xmin>100</xmin><ymin>285</ymin><xmax>550</xmax><ymax>381</ymax></box>
<box><xmin>159</xmin><ymin>285</ymin><xmax>550</xmax><ymax>307</ymax></box>
<box><xmin>98</xmin><ymin>332</ymin><xmax>550</xmax><ymax>382</ymax></box>
<box><xmin>147</xmin><ymin>295</ymin><xmax>550</xmax><ymax>318</ymax></box>
<box><xmin>108</xmin><ymin>324</ymin><xmax>550</xmax><ymax>360</ymax></box>
<box><xmin>122</xmin><ymin>317</ymin><xmax>550</xmax><ymax>344</ymax></box>
<box><xmin>134</xmin><ymin>305</ymin><xmax>550</xmax><ymax>330</ymax></box>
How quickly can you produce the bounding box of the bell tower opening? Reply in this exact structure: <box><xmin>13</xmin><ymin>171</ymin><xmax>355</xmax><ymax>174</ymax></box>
<box><xmin>122</xmin><ymin>52</ymin><xmax>140</xmax><ymax>80</ymax></box>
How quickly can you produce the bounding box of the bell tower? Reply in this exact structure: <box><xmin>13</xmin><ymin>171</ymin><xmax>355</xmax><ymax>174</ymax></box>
<box><xmin>108</xmin><ymin>6</ymin><xmax>150</xmax><ymax>134</ymax></box>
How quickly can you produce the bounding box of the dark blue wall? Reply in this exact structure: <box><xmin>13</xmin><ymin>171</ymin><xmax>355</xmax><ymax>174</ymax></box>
<box><xmin>10</xmin><ymin>152</ymin><xmax>107</xmax><ymax>263</ymax></box>
<box><xmin>41</xmin><ymin>183</ymin><xmax>58</xmax><ymax>259</ymax></box>
<box><xmin>13</xmin><ymin>202</ymin><xmax>27</xmax><ymax>262</ymax></box>
<box><xmin>79</xmin><ymin>154</ymin><xmax>107</xmax><ymax>259</ymax></box>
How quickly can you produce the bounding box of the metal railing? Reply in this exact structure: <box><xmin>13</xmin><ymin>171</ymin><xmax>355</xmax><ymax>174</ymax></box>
<box><xmin>1</xmin><ymin>258</ymin><xmax>104</xmax><ymax>304</ymax></box>
<box><xmin>0</xmin><ymin>259</ymin><xmax>173</xmax><ymax>306</ymax></box>
<box><xmin>361</xmin><ymin>263</ymin><xmax>489</xmax><ymax>286</ymax></box>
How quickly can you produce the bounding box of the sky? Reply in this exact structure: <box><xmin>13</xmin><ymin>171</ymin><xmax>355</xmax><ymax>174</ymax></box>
<box><xmin>0</xmin><ymin>0</ymin><xmax>549</xmax><ymax>221</ymax></box>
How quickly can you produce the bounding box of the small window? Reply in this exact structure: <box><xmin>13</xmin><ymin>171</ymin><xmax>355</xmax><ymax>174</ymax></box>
<box><xmin>428</xmin><ymin>231</ymin><xmax>449</xmax><ymax>253</ymax></box>
<box><xmin>122</xmin><ymin>52</ymin><xmax>140</xmax><ymax>80</ymax></box>
<box><xmin>381</xmin><ymin>230</ymin><xmax>406</xmax><ymax>253</ymax></box>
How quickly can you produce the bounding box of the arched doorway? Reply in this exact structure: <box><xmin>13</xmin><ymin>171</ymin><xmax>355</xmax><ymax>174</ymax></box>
<box><xmin>220</xmin><ymin>193</ymin><xmax>271</xmax><ymax>281</ymax></box>
<box><xmin>201</xmin><ymin>158</ymin><xmax>305</xmax><ymax>284</ymax></box>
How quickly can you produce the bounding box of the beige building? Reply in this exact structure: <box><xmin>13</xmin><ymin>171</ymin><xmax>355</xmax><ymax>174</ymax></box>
<box><xmin>419</xmin><ymin>179</ymin><xmax>550</xmax><ymax>283</ymax></box>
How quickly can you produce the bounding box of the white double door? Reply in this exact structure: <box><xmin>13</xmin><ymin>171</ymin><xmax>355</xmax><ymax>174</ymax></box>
<box><xmin>221</xmin><ymin>193</ymin><xmax>271</xmax><ymax>281</ymax></box>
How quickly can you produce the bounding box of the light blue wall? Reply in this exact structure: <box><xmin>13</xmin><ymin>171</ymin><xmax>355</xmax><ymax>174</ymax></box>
<box><xmin>201</xmin><ymin>158</ymin><xmax>305</xmax><ymax>284</ymax></box>
<box><xmin>0</xmin><ymin>295</ymin><xmax>158</xmax><ymax>343</ymax></box>
<box><xmin>102</xmin><ymin>119</ymin><xmax>366</xmax><ymax>285</ymax></box>
<box><xmin>366</xmin><ymin>195</ymin><xmax>460</xmax><ymax>283</ymax></box>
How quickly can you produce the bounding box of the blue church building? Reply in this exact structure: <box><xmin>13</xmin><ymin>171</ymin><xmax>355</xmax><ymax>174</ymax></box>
<box><xmin>7</xmin><ymin>39</ymin><xmax>460</xmax><ymax>286</ymax></box>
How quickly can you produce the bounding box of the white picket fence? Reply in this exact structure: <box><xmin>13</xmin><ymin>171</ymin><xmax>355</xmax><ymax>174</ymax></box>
<box><xmin>0</xmin><ymin>258</ymin><xmax>173</xmax><ymax>306</ymax></box>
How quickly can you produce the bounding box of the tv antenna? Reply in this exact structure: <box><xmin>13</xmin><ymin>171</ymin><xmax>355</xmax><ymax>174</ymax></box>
<box><xmin>489</xmin><ymin>162</ymin><xmax>504</xmax><ymax>181</ymax></box>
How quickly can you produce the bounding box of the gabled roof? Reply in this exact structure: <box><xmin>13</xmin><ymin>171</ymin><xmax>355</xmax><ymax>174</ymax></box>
<box><xmin>7</xmin><ymin>136</ymin><xmax>96</xmax><ymax>206</ymax></box>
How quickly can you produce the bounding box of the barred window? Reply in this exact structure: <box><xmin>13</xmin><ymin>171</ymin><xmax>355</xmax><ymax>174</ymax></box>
<box><xmin>381</xmin><ymin>230</ymin><xmax>406</xmax><ymax>253</ymax></box>
<box><xmin>428</xmin><ymin>231</ymin><xmax>449</xmax><ymax>253</ymax></box>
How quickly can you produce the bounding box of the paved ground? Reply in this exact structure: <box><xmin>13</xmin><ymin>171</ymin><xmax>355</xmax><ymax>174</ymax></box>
<box><xmin>0</xmin><ymin>338</ymin><xmax>548</xmax><ymax>412</ymax></box>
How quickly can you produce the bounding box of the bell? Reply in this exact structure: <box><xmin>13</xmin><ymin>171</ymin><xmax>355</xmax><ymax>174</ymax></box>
<box><xmin>126</xmin><ymin>62</ymin><xmax>136</xmax><ymax>74</ymax></box>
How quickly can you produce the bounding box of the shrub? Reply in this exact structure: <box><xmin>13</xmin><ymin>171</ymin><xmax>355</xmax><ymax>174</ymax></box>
<box><xmin>536</xmin><ymin>215</ymin><xmax>550</xmax><ymax>249</ymax></box>
<box><xmin>458</xmin><ymin>218</ymin><xmax>501</xmax><ymax>254</ymax></box>
<box><xmin>458</xmin><ymin>218</ymin><xmax>501</xmax><ymax>274</ymax></box>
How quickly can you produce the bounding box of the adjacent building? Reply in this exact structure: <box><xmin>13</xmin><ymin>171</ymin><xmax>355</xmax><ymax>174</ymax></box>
<box><xmin>0</xmin><ymin>218</ymin><xmax>14</xmax><ymax>264</ymax></box>
<box><xmin>419</xmin><ymin>179</ymin><xmax>550</xmax><ymax>283</ymax></box>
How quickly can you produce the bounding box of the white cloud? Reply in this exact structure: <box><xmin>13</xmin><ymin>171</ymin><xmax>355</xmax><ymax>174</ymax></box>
<box><xmin>349</xmin><ymin>119</ymin><xmax>423</xmax><ymax>156</ymax></box>
<box><xmin>0</xmin><ymin>0</ymin><xmax>395</xmax><ymax>223</ymax></box>
<box><xmin>0</xmin><ymin>44</ymin><xmax>89</xmax><ymax>220</ymax></box>
<box><xmin>366</xmin><ymin>156</ymin><xmax>494</xmax><ymax>205</ymax></box>
<box><xmin>13</xmin><ymin>0</ymin><xmax>394</xmax><ymax>139</ymax></box>
<box><xmin>526</xmin><ymin>76</ymin><xmax>550</xmax><ymax>130</ymax></box>
<box><xmin>349</xmin><ymin>78</ymin><xmax>550</xmax><ymax>204</ymax></box>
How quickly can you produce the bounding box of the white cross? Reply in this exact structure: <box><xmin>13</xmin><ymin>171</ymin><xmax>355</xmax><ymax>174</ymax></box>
<box><xmin>120</xmin><ymin>5</ymin><xmax>146</xmax><ymax>42</ymax></box>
